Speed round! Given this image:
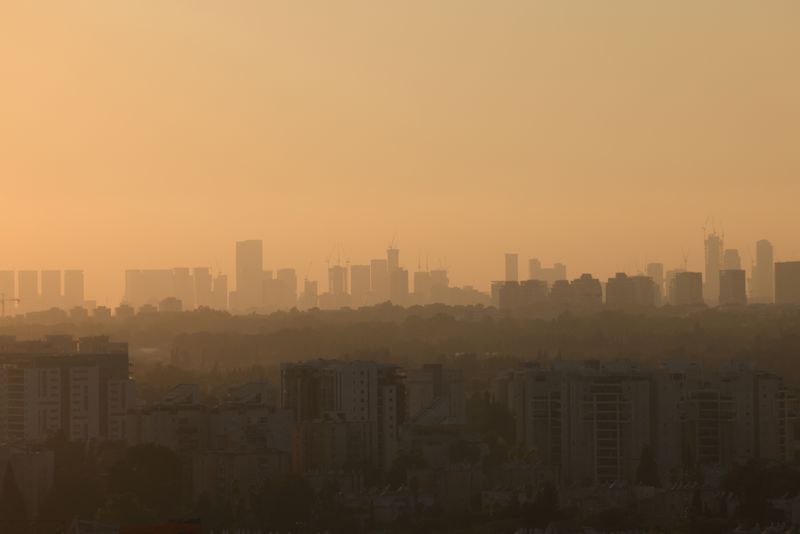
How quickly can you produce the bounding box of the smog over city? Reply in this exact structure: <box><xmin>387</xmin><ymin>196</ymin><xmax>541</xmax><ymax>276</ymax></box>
<box><xmin>2</xmin><ymin>2</ymin><xmax>800</xmax><ymax>534</ymax></box>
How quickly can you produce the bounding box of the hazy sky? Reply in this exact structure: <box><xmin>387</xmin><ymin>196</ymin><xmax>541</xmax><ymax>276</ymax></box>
<box><xmin>2</xmin><ymin>1</ymin><xmax>799</xmax><ymax>303</ymax></box>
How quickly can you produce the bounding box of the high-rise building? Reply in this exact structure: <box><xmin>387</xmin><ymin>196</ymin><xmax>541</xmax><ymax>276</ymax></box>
<box><xmin>235</xmin><ymin>240</ymin><xmax>264</xmax><ymax>312</ymax></box>
<box><xmin>0</xmin><ymin>271</ymin><xmax>15</xmax><ymax>315</ymax></box>
<box><xmin>387</xmin><ymin>248</ymin><xmax>400</xmax><ymax>273</ymax></box>
<box><xmin>193</xmin><ymin>268</ymin><xmax>213</xmax><ymax>308</ymax></box>
<box><xmin>17</xmin><ymin>271</ymin><xmax>39</xmax><ymax>313</ymax></box>
<box><xmin>505</xmin><ymin>253</ymin><xmax>519</xmax><ymax>282</ymax></box>
<box><xmin>669</xmin><ymin>271</ymin><xmax>704</xmax><ymax>306</ymax></box>
<box><xmin>605</xmin><ymin>273</ymin><xmax>656</xmax><ymax>310</ymax></box>
<box><xmin>751</xmin><ymin>240</ymin><xmax>775</xmax><ymax>304</ymax></box>
<box><xmin>173</xmin><ymin>268</ymin><xmax>195</xmax><ymax>310</ymax></box>
<box><xmin>0</xmin><ymin>336</ymin><xmax>135</xmax><ymax>443</ymax></box>
<box><xmin>704</xmin><ymin>231</ymin><xmax>724</xmax><ymax>305</ymax></box>
<box><xmin>389</xmin><ymin>268</ymin><xmax>409</xmax><ymax>305</ymax></box>
<box><xmin>370</xmin><ymin>259</ymin><xmax>389</xmax><ymax>302</ymax></box>
<box><xmin>646</xmin><ymin>263</ymin><xmax>664</xmax><ymax>292</ymax></box>
<box><xmin>64</xmin><ymin>270</ymin><xmax>85</xmax><ymax>310</ymax></box>
<box><xmin>299</xmin><ymin>280</ymin><xmax>318</xmax><ymax>308</ymax></box>
<box><xmin>211</xmin><ymin>274</ymin><xmax>228</xmax><ymax>310</ymax></box>
<box><xmin>276</xmin><ymin>268</ymin><xmax>298</xmax><ymax>309</ymax></box>
<box><xmin>528</xmin><ymin>259</ymin><xmax>567</xmax><ymax>286</ymax></box>
<box><xmin>775</xmin><ymin>262</ymin><xmax>800</xmax><ymax>305</ymax></box>
<box><xmin>719</xmin><ymin>269</ymin><xmax>747</xmax><ymax>306</ymax></box>
<box><xmin>723</xmin><ymin>249</ymin><xmax>742</xmax><ymax>271</ymax></box>
<box><xmin>281</xmin><ymin>360</ymin><xmax>405</xmax><ymax>470</ymax></box>
<box><xmin>350</xmin><ymin>265</ymin><xmax>371</xmax><ymax>306</ymax></box>
<box><xmin>570</xmin><ymin>274</ymin><xmax>603</xmax><ymax>309</ymax></box>
<box><xmin>405</xmin><ymin>364</ymin><xmax>465</xmax><ymax>425</ymax></box>
<box><xmin>328</xmin><ymin>265</ymin><xmax>348</xmax><ymax>296</ymax></box>
<box><xmin>413</xmin><ymin>271</ymin><xmax>432</xmax><ymax>303</ymax></box>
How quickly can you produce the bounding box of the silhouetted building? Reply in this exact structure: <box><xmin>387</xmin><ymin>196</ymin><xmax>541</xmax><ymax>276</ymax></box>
<box><xmin>389</xmin><ymin>268</ymin><xmax>409</xmax><ymax>305</ymax></box>
<box><xmin>63</xmin><ymin>270</ymin><xmax>85</xmax><ymax>309</ymax></box>
<box><xmin>350</xmin><ymin>264</ymin><xmax>371</xmax><ymax>306</ymax></box>
<box><xmin>370</xmin><ymin>259</ymin><xmax>389</xmax><ymax>302</ymax></box>
<box><xmin>497</xmin><ymin>280</ymin><xmax>548</xmax><ymax>310</ymax></box>
<box><xmin>194</xmin><ymin>267</ymin><xmax>213</xmax><ymax>308</ymax></box>
<box><xmin>211</xmin><ymin>273</ymin><xmax>228</xmax><ymax>310</ymax></box>
<box><xmin>723</xmin><ymin>249</ymin><xmax>742</xmax><ymax>271</ymax></box>
<box><xmin>669</xmin><ymin>271</ymin><xmax>704</xmax><ymax>306</ymax></box>
<box><xmin>704</xmin><ymin>232</ymin><xmax>723</xmax><ymax>305</ymax></box>
<box><xmin>328</xmin><ymin>265</ymin><xmax>348</xmax><ymax>296</ymax></box>
<box><xmin>413</xmin><ymin>271</ymin><xmax>432</xmax><ymax>303</ymax></box>
<box><xmin>387</xmin><ymin>247</ymin><xmax>400</xmax><ymax>273</ymax></box>
<box><xmin>114</xmin><ymin>303</ymin><xmax>135</xmax><ymax>320</ymax></box>
<box><xmin>173</xmin><ymin>267</ymin><xmax>195</xmax><ymax>310</ymax></box>
<box><xmin>17</xmin><ymin>271</ymin><xmax>39</xmax><ymax>313</ymax></box>
<box><xmin>646</xmin><ymin>263</ymin><xmax>664</xmax><ymax>305</ymax></box>
<box><xmin>751</xmin><ymin>239</ymin><xmax>775</xmax><ymax>304</ymax></box>
<box><xmin>528</xmin><ymin>259</ymin><xmax>567</xmax><ymax>287</ymax></box>
<box><xmin>234</xmin><ymin>239</ymin><xmax>264</xmax><ymax>312</ymax></box>
<box><xmin>570</xmin><ymin>274</ymin><xmax>603</xmax><ymax>309</ymax></box>
<box><xmin>0</xmin><ymin>271</ymin><xmax>15</xmax><ymax>315</ymax></box>
<box><xmin>606</xmin><ymin>273</ymin><xmax>656</xmax><ymax>310</ymax></box>
<box><xmin>505</xmin><ymin>253</ymin><xmax>519</xmax><ymax>282</ymax></box>
<box><xmin>719</xmin><ymin>269</ymin><xmax>747</xmax><ymax>306</ymax></box>
<box><xmin>775</xmin><ymin>261</ymin><xmax>800</xmax><ymax>305</ymax></box>
<box><xmin>299</xmin><ymin>280</ymin><xmax>318</xmax><ymax>308</ymax></box>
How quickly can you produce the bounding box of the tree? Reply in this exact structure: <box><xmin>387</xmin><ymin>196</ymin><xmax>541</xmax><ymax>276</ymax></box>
<box><xmin>0</xmin><ymin>465</ymin><xmax>29</xmax><ymax>534</ymax></box>
<box><xmin>524</xmin><ymin>481</ymin><xmax>560</xmax><ymax>528</ymax></box>
<box><xmin>635</xmin><ymin>444</ymin><xmax>660</xmax><ymax>487</ymax></box>
<box><xmin>105</xmin><ymin>444</ymin><xmax>182</xmax><ymax>522</ymax></box>
<box><xmin>251</xmin><ymin>473</ymin><xmax>315</xmax><ymax>531</ymax></box>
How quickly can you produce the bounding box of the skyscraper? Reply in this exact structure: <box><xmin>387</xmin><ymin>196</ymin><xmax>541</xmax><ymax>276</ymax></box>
<box><xmin>328</xmin><ymin>265</ymin><xmax>348</xmax><ymax>296</ymax></box>
<box><xmin>723</xmin><ymin>249</ymin><xmax>742</xmax><ymax>271</ymax></box>
<box><xmin>387</xmin><ymin>247</ymin><xmax>400</xmax><ymax>273</ymax></box>
<box><xmin>719</xmin><ymin>269</ymin><xmax>747</xmax><ymax>306</ymax></box>
<box><xmin>505</xmin><ymin>253</ymin><xmax>519</xmax><ymax>282</ymax></box>
<box><xmin>751</xmin><ymin>239</ymin><xmax>774</xmax><ymax>304</ymax></box>
<box><xmin>775</xmin><ymin>262</ymin><xmax>800</xmax><ymax>305</ymax></box>
<box><xmin>704</xmin><ymin>232</ymin><xmax>724</xmax><ymax>305</ymax></box>
<box><xmin>235</xmin><ymin>240</ymin><xmax>263</xmax><ymax>311</ymax></box>
<box><xmin>0</xmin><ymin>271</ymin><xmax>15</xmax><ymax>315</ymax></box>
<box><xmin>670</xmin><ymin>272</ymin><xmax>704</xmax><ymax>306</ymax></box>
<box><xmin>370</xmin><ymin>259</ymin><xmax>389</xmax><ymax>302</ymax></box>
<box><xmin>646</xmin><ymin>262</ymin><xmax>664</xmax><ymax>304</ymax></box>
<box><xmin>350</xmin><ymin>264</ymin><xmax>371</xmax><ymax>305</ymax></box>
<box><xmin>389</xmin><ymin>268</ymin><xmax>409</xmax><ymax>304</ymax></box>
<box><xmin>193</xmin><ymin>267</ymin><xmax>213</xmax><ymax>308</ymax></box>
<box><xmin>17</xmin><ymin>271</ymin><xmax>39</xmax><ymax>313</ymax></box>
<box><xmin>211</xmin><ymin>273</ymin><xmax>228</xmax><ymax>310</ymax></box>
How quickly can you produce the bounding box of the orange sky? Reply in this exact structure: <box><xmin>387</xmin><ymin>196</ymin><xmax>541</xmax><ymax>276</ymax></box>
<box><xmin>2</xmin><ymin>1</ymin><xmax>799</xmax><ymax>304</ymax></box>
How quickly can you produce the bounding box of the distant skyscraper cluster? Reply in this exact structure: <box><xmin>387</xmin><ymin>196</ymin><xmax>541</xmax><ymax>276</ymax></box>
<box><xmin>3</xmin><ymin>228</ymin><xmax>800</xmax><ymax>319</ymax></box>
<box><xmin>495</xmin><ymin>232</ymin><xmax>800</xmax><ymax>312</ymax></box>
<box><xmin>0</xmin><ymin>270</ymin><xmax>85</xmax><ymax>315</ymax></box>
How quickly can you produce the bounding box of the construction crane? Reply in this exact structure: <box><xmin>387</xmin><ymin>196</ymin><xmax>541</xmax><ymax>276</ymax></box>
<box><xmin>0</xmin><ymin>293</ymin><xmax>20</xmax><ymax>318</ymax></box>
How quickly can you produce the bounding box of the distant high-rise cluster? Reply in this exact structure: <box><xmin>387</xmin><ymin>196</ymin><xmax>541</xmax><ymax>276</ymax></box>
<box><xmin>0</xmin><ymin>270</ymin><xmax>85</xmax><ymax>315</ymax></box>
<box><xmin>3</xmin><ymin>228</ymin><xmax>800</xmax><ymax>319</ymax></box>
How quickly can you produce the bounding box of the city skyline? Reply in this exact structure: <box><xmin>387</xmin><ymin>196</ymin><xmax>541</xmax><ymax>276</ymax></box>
<box><xmin>3</xmin><ymin>2</ymin><xmax>800</xmax><ymax>304</ymax></box>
